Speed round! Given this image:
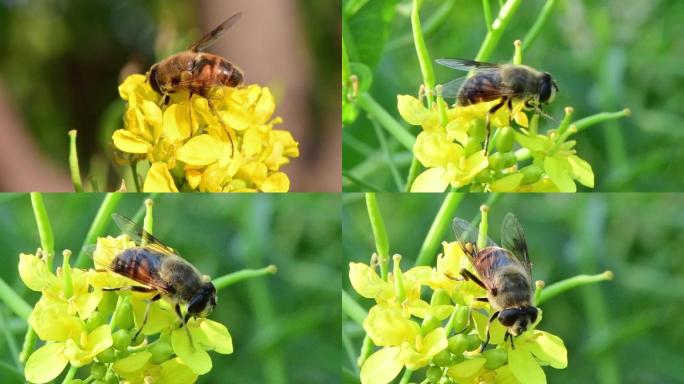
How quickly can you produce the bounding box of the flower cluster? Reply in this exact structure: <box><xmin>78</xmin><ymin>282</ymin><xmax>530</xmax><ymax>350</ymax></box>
<box><xmin>113</xmin><ymin>75</ymin><xmax>299</xmax><ymax>192</ymax></box>
<box><xmin>397</xmin><ymin>95</ymin><xmax>594</xmax><ymax>192</ymax></box>
<box><xmin>19</xmin><ymin>235</ymin><xmax>233</xmax><ymax>383</ymax></box>
<box><xmin>349</xmin><ymin>241</ymin><xmax>567</xmax><ymax>384</ymax></box>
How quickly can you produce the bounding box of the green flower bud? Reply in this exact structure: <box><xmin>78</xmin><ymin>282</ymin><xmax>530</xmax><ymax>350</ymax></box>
<box><xmin>447</xmin><ymin>334</ymin><xmax>468</xmax><ymax>356</ymax></box>
<box><xmin>149</xmin><ymin>338</ymin><xmax>174</xmax><ymax>364</ymax></box>
<box><xmin>466</xmin><ymin>333</ymin><xmax>481</xmax><ymax>351</ymax></box>
<box><xmin>521</xmin><ymin>164</ymin><xmax>543</xmax><ymax>184</ymax></box>
<box><xmin>432</xmin><ymin>349</ymin><xmax>452</xmax><ymax>367</ymax></box>
<box><xmin>470</xmin><ymin>119</ymin><xmax>486</xmax><ymax>142</ymax></box>
<box><xmin>431</xmin><ymin>289</ymin><xmax>451</xmax><ymax>306</ymax></box>
<box><xmin>112</xmin><ymin>329</ymin><xmax>132</xmax><ymax>351</ymax></box>
<box><xmin>483</xmin><ymin>348</ymin><xmax>508</xmax><ymax>369</ymax></box>
<box><xmin>114</xmin><ymin>349</ymin><xmax>130</xmax><ymax>360</ymax></box>
<box><xmin>98</xmin><ymin>291</ymin><xmax>118</xmax><ymax>316</ymax></box>
<box><xmin>452</xmin><ymin>306</ymin><xmax>470</xmax><ymax>332</ymax></box>
<box><xmin>450</xmin><ymin>352</ymin><xmax>465</xmax><ymax>365</ymax></box>
<box><xmin>501</xmin><ymin>152</ymin><xmax>517</xmax><ymax>168</ymax></box>
<box><xmin>90</xmin><ymin>362</ymin><xmax>107</xmax><ymax>379</ymax></box>
<box><xmin>488</xmin><ymin>153</ymin><xmax>504</xmax><ymax>170</ymax></box>
<box><xmin>426</xmin><ymin>365</ymin><xmax>443</xmax><ymax>382</ymax></box>
<box><xmin>474</xmin><ymin>169</ymin><xmax>492</xmax><ymax>184</ymax></box>
<box><xmin>464</xmin><ymin>138</ymin><xmax>482</xmax><ymax>157</ymax></box>
<box><xmin>496</xmin><ymin>127</ymin><xmax>515</xmax><ymax>152</ymax></box>
<box><xmin>86</xmin><ymin>311</ymin><xmax>108</xmax><ymax>333</ymax></box>
<box><xmin>96</xmin><ymin>347</ymin><xmax>117</xmax><ymax>363</ymax></box>
<box><xmin>421</xmin><ymin>315</ymin><xmax>441</xmax><ymax>335</ymax></box>
<box><xmin>113</xmin><ymin>299</ymin><xmax>134</xmax><ymax>330</ymax></box>
<box><xmin>69</xmin><ymin>380</ymin><xmax>85</xmax><ymax>384</ymax></box>
<box><xmin>105</xmin><ymin>372</ymin><xmax>119</xmax><ymax>384</ymax></box>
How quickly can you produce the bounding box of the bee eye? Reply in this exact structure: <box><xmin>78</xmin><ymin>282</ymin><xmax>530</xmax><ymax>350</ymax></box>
<box><xmin>498</xmin><ymin>309</ymin><xmax>518</xmax><ymax>327</ymax></box>
<box><xmin>539</xmin><ymin>78</ymin><xmax>552</xmax><ymax>103</ymax></box>
<box><xmin>528</xmin><ymin>307</ymin><xmax>538</xmax><ymax>323</ymax></box>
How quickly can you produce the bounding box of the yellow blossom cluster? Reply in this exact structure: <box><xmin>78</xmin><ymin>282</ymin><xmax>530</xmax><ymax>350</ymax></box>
<box><xmin>113</xmin><ymin>75</ymin><xmax>299</xmax><ymax>192</ymax></box>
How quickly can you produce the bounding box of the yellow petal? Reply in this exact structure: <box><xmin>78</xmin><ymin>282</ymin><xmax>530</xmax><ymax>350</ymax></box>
<box><xmin>254</xmin><ymin>87</ymin><xmax>276</xmax><ymax>123</ymax></box>
<box><xmin>18</xmin><ymin>253</ymin><xmax>58</xmax><ymax>292</ymax></box>
<box><xmin>163</xmin><ymin>104</ymin><xmax>192</xmax><ymax>143</ymax></box>
<box><xmin>199</xmin><ymin>319</ymin><xmax>233</xmax><ymax>354</ymax></box>
<box><xmin>113</xmin><ymin>351</ymin><xmax>152</xmax><ymax>374</ymax></box>
<box><xmin>410</xmin><ymin>167</ymin><xmax>449</xmax><ymax>192</ymax></box>
<box><xmin>112</xmin><ymin>129</ymin><xmax>152</xmax><ymax>154</ymax></box>
<box><xmin>360</xmin><ymin>347</ymin><xmax>403</xmax><ymax>384</ymax></box>
<box><xmin>143</xmin><ymin>162</ymin><xmax>179</xmax><ymax>192</ymax></box>
<box><xmin>158</xmin><ymin>358</ymin><xmax>199</xmax><ymax>384</ymax></box>
<box><xmin>142</xmin><ymin>101</ymin><xmax>163</xmax><ymax>141</ymax></box>
<box><xmin>260</xmin><ymin>172</ymin><xmax>290</xmax><ymax>192</ymax></box>
<box><xmin>176</xmin><ymin>134</ymin><xmax>229</xmax><ymax>166</ymax></box>
<box><xmin>24</xmin><ymin>342</ymin><xmax>69</xmax><ymax>384</ymax></box>
<box><xmin>171</xmin><ymin>326</ymin><xmax>212</xmax><ymax>375</ymax></box>
<box><xmin>397</xmin><ymin>95</ymin><xmax>429</xmax><ymax>125</ymax></box>
<box><xmin>185</xmin><ymin>168</ymin><xmax>202</xmax><ymax>190</ymax></box>
<box><xmin>242</xmin><ymin>128</ymin><xmax>263</xmax><ymax>157</ymax></box>
<box><xmin>349</xmin><ymin>262</ymin><xmax>389</xmax><ymax>299</ymax></box>
<box><xmin>29</xmin><ymin>298</ymin><xmax>84</xmax><ymax>342</ymax></box>
<box><xmin>364</xmin><ymin>306</ymin><xmax>420</xmax><ymax>346</ymax></box>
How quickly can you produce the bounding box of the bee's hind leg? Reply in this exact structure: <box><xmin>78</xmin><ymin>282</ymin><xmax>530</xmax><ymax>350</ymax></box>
<box><xmin>206</xmin><ymin>97</ymin><xmax>235</xmax><ymax>157</ymax></box>
<box><xmin>133</xmin><ymin>293</ymin><xmax>162</xmax><ymax>342</ymax></box>
<box><xmin>460</xmin><ymin>268</ymin><xmax>487</xmax><ymax>290</ymax></box>
<box><xmin>485</xmin><ymin>97</ymin><xmax>509</xmax><ymax>153</ymax></box>
<box><xmin>175</xmin><ymin>303</ymin><xmax>194</xmax><ymax>350</ymax></box>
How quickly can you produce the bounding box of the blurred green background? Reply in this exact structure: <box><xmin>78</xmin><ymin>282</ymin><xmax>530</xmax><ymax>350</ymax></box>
<box><xmin>343</xmin><ymin>0</ymin><xmax>684</xmax><ymax>191</ymax></box>
<box><xmin>0</xmin><ymin>0</ymin><xmax>341</xmax><ymax>192</ymax></box>
<box><xmin>342</xmin><ymin>193</ymin><xmax>684</xmax><ymax>384</ymax></box>
<box><xmin>0</xmin><ymin>193</ymin><xmax>340</xmax><ymax>383</ymax></box>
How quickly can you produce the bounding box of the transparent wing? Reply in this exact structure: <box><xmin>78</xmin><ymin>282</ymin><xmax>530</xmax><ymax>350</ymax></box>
<box><xmin>452</xmin><ymin>217</ymin><xmax>497</xmax><ymax>262</ymax></box>
<box><xmin>189</xmin><ymin>12</ymin><xmax>242</xmax><ymax>52</ymax></box>
<box><xmin>112</xmin><ymin>214</ymin><xmax>176</xmax><ymax>256</ymax></box>
<box><xmin>500</xmin><ymin>213</ymin><xmax>532</xmax><ymax>277</ymax></box>
<box><xmin>438</xmin><ymin>76</ymin><xmax>468</xmax><ymax>99</ymax></box>
<box><xmin>435</xmin><ymin>58</ymin><xmax>501</xmax><ymax>72</ymax></box>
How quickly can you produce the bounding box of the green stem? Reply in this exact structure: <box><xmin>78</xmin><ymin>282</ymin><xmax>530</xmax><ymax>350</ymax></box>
<box><xmin>405</xmin><ymin>157</ymin><xmax>422</xmax><ymax>192</ymax></box>
<box><xmin>19</xmin><ymin>327</ymin><xmax>36</xmax><ymax>363</ymax></box>
<box><xmin>555</xmin><ymin>107</ymin><xmax>575</xmax><ymax>137</ymax></box>
<box><xmin>537</xmin><ymin>271</ymin><xmax>614</xmax><ymax>306</ymax></box>
<box><xmin>414</xmin><ymin>193</ymin><xmax>464</xmax><ymax>266</ymax></box>
<box><xmin>0</xmin><ymin>310</ymin><xmax>20</xmax><ymax>368</ymax></box>
<box><xmin>356</xmin><ymin>92</ymin><xmax>415</xmax><ymax>150</ymax></box>
<box><xmin>386</xmin><ymin>0</ymin><xmax>458</xmax><ymax>51</ymax></box>
<box><xmin>0</xmin><ymin>279</ymin><xmax>32</xmax><ymax>320</ymax></box>
<box><xmin>342</xmin><ymin>328</ymin><xmax>359</xmax><ymax>374</ymax></box>
<box><xmin>342</xmin><ymin>34</ymin><xmax>351</xmax><ymax>83</ymax></box>
<box><xmin>371</xmin><ymin>120</ymin><xmax>403</xmax><ymax>191</ymax></box>
<box><xmin>62</xmin><ymin>250</ymin><xmax>73</xmax><ymax>299</ymax></box>
<box><xmin>365</xmin><ymin>193</ymin><xmax>390</xmax><ymax>280</ymax></box>
<box><xmin>143</xmin><ymin>198</ymin><xmax>154</xmax><ymax>239</ymax></box>
<box><xmin>521</xmin><ymin>0</ymin><xmax>558</xmax><ymax>53</ymax></box>
<box><xmin>130</xmin><ymin>162</ymin><xmax>141</xmax><ymax>193</ymax></box>
<box><xmin>213</xmin><ymin>265</ymin><xmax>277</xmax><ymax>291</ymax></box>
<box><xmin>30</xmin><ymin>193</ymin><xmax>54</xmax><ymax>270</ymax></box>
<box><xmin>477</xmin><ymin>205</ymin><xmax>490</xmax><ymax>250</ymax></box>
<box><xmin>75</xmin><ymin>193</ymin><xmax>124</xmax><ymax>268</ymax></box>
<box><xmin>342</xmin><ymin>290</ymin><xmax>368</xmax><ymax>326</ymax></box>
<box><xmin>68</xmin><ymin>130</ymin><xmax>84</xmax><ymax>192</ymax></box>
<box><xmin>475</xmin><ymin>0</ymin><xmax>523</xmax><ymax>61</ymax></box>
<box><xmin>411</xmin><ymin>0</ymin><xmax>435</xmax><ymax>107</ymax></box>
<box><xmin>399</xmin><ymin>368</ymin><xmax>414</xmax><ymax>384</ymax></box>
<box><xmin>573</xmin><ymin>109</ymin><xmax>631</xmax><ymax>132</ymax></box>
<box><xmin>357</xmin><ymin>335</ymin><xmax>373</xmax><ymax>367</ymax></box>
<box><xmin>61</xmin><ymin>365</ymin><xmax>78</xmax><ymax>384</ymax></box>
<box><xmin>343</xmin><ymin>0</ymin><xmax>370</xmax><ymax>17</ymax></box>
<box><xmin>343</xmin><ymin>171</ymin><xmax>381</xmax><ymax>192</ymax></box>
<box><xmin>482</xmin><ymin>0</ymin><xmax>493</xmax><ymax>32</ymax></box>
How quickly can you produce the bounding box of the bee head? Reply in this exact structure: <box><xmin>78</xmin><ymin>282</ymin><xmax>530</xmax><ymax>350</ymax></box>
<box><xmin>187</xmin><ymin>281</ymin><xmax>217</xmax><ymax>318</ymax></box>
<box><xmin>498</xmin><ymin>306</ymin><xmax>538</xmax><ymax>336</ymax></box>
<box><xmin>538</xmin><ymin>72</ymin><xmax>558</xmax><ymax>104</ymax></box>
<box><xmin>146</xmin><ymin>64</ymin><xmax>164</xmax><ymax>95</ymax></box>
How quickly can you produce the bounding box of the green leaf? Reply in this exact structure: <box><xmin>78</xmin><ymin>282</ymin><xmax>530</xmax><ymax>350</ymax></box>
<box><xmin>544</xmin><ymin>156</ymin><xmax>576</xmax><ymax>192</ymax></box>
<box><xmin>347</xmin><ymin>0</ymin><xmax>400</xmax><ymax>69</ymax></box>
<box><xmin>24</xmin><ymin>342</ymin><xmax>69</xmax><ymax>384</ymax></box>
<box><xmin>509</xmin><ymin>347</ymin><xmax>546</xmax><ymax>384</ymax></box>
<box><xmin>360</xmin><ymin>347</ymin><xmax>403</xmax><ymax>384</ymax></box>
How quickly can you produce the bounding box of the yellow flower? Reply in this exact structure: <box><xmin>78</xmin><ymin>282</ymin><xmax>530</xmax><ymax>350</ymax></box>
<box><xmin>114</xmin><ymin>75</ymin><xmax>299</xmax><ymax>192</ymax></box>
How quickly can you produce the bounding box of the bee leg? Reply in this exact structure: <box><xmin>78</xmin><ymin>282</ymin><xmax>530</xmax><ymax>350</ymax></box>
<box><xmin>460</xmin><ymin>268</ymin><xmax>487</xmax><ymax>290</ymax></box>
<box><xmin>485</xmin><ymin>97</ymin><xmax>508</xmax><ymax>153</ymax></box>
<box><xmin>480</xmin><ymin>311</ymin><xmax>499</xmax><ymax>352</ymax></box>
<box><xmin>175</xmin><ymin>303</ymin><xmax>195</xmax><ymax>351</ymax></box>
<box><xmin>133</xmin><ymin>293</ymin><xmax>162</xmax><ymax>342</ymax></box>
<box><xmin>207</xmin><ymin>98</ymin><xmax>235</xmax><ymax>157</ymax></box>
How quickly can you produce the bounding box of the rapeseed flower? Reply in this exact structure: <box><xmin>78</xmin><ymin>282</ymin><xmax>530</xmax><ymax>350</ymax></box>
<box><xmin>114</xmin><ymin>74</ymin><xmax>299</xmax><ymax>192</ymax></box>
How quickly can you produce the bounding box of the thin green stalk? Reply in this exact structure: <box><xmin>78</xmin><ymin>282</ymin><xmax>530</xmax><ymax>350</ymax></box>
<box><xmin>573</xmin><ymin>109</ymin><xmax>631</xmax><ymax>132</ymax></box>
<box><xmin>0</xmin><ymin>279</ymin><xmax>31</xmax><ymax>321</ymax></box>
<box><xmin>556</xmin><ymin>107</ymin><xmax>575</xmax><ymax>137</ymax></box>
<box><xmin>342</xmin><ymin>35</ymin><xmax>351</xmax><ymax>83</ymax></box>
<box><xmin>61</xmin><ymin>365</ymin><xmax>78</xmax><ymax>384</ymax></box>
<box><xmin>386</xmin><ymin>0</ymin><xmax>457</xmax><ymax>51</ymax></box>
<box><xmin>415</xmin><ymin>193</ymin><xmax>464</xmax><ymax>266</ymax></box>
<box><xmin>343</xmin><ymin>171</ymin><xmax>380</xmax><ymax>192</ymax></box>
<box><xmin>213</xmin><ymin>266</ymin><xmax>277</xmax><ymax>291</ymax></box>
<box><xmin>356</xmin><ymin>92</ymin><xmax>415</xmax><ymax>150</ymax></box>
<box><xmin>30</xmin><ymin>193</ymin><xmax>54</xmax><ymax>270</ymax></box>
<box><xmin>475</xmin><ymin>0</ymin><xmax>523</xmax><ymax>61</ymax></box>
<box><xmin>343</xmin><ymin>328</ymin><xmax>360</xmax><ymax>374</ymax></box>
<box><xmin>344</xmin><ymin>131</ymin><xmax>376</xmax><ymax>157</ymax></box>
<box><xmin>537</xmin><ymin>271</ymin><xmax>613</xmax><ymax>306</ymax></box>
<box><xmin>19</xmin><ymin>328</ymin><xmax>36</xmax><ymax>363</ymax></box>
<box><xmin>411</xmin><ymin>0</ymin><xmax>435</xmax><ymax>107</ymax></box>
<box><xmin>477</xmin><ymin>205</ymin><xmax>489</xmax><ymax>249</ymax></box>
<box><xmin>343</xmin><ymin>0</ymin><xmax>370</xmax><ymax>17</ymax></box>
<box><xmin>68</xmin><ymin>130</ymin><xmax>83</xmax><ymax>192</ymax></box>
<box><xmin>143</xmin><ymin>198</ymin><xmax>154</xmax><ymax>238</ymax></box>
<box><xmin>521</xmin><ymin>0</ymin><xmax>558</xmax><ymax>53</ymax></box>
<box><xmin>399</xmin><ymin>368</ymin><xmax>414</xmax><ymax>384</ymax></box>
<box><xmin>365</xmin><ymin>193</ymin><xmax>390</xmax><ymax>280</ymax></box>
<box><xmin>405</xmin><ymin>157</ymin><xmax>422</xmax><ymax>192</ymax></box>
<box><xmin>371</xmin><ymin>120</ymin><xmax>403</xmax><ymax>191</ymax></box>
<box><xmin>0</xmin><ymin>310</ymin><xmax>20</xmax><ymax>368</ymax></box>
<box><xmin>75</xmin><ymin>193</ymin><xmax>124</xmax><ymax>268</ymax></box>
<box><xmin>130</xmin><ymin>162</ymin><xmax>141</xmax><ymax>192</ymax></box>
<box><xmin>342</xmin><ymin>290</ymin><xmax>368</xmax><ymax>326</ymax></box>
<box><xmin>482</xmin><ymin>0</ymin><xmax>493</xmax><ymax>32</ymax></box>
<box><xmin>357</xmin><ymin>335</ymin><xmax>373</xmax><ymax>367</ymax></box>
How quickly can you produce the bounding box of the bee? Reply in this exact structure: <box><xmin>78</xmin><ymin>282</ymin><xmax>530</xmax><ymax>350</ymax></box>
<box><xmin>436</xmin><ymin>58</ymin><xmax>559</xmax><ymax>152</ymax></box>
<box><xmin>452</xmin><ymin>213</ymin><xmax>538</xmax><ymax>350</ymax></box>
<box><xmin>96</xmin><ymin>214</ymin><xmax>217</xmax><ymax>344</ymax></box>
<box><xmin>147</xmin><ymin>12</ymin><xmax>244</xmax><ymax>99</ymax></box>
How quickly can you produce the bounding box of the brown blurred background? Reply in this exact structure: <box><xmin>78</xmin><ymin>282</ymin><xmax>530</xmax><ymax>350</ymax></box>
<box><xmin>0</xmin><ymin>0</ymin><xmax>340</xmax><ymax>192</ymax></box>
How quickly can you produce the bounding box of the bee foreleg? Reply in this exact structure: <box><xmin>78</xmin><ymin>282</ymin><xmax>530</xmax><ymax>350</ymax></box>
<box><xmin>133</xmin><ymin>293</ymin><xmax>162</xmax><ymax>342</ymax></box>
<box><xmin>175</xmin><ymin>303</ymin><xmax>195</xmax><ymax>351</ymax></box>
<box><xmin>460</xmin><ymin>268</ymin><xmax>487</xmax><ymax>290</ymax></box>
<box><xmin>505</xmin><ymin>332</ymin><xmax>515</xmax><ymax>349</ymax></box>
<box><xmin>480</xmin><ymin>311</ymin><xmax>499</xmax><ymax>352</ymax></box>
